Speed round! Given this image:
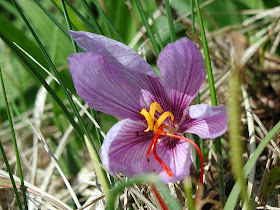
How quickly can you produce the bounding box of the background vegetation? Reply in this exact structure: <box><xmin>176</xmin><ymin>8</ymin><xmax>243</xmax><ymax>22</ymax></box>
<box><xmin>0</xmin><ymin>0</ymin><xmax>280</xmax><ymax>209</ymax></box>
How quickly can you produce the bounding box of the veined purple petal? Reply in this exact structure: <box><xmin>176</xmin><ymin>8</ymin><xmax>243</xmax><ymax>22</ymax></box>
<box><xmin>69</xmin><ymin>31</ymin><xmax>159</xmax><ymax>78</ymax></box>
<box><xmin>100</xmin><ymin>119</ymin><xmax>154</xmax><ymax>176</ymax></box>
<box><xmin>143</xmin><ymin>138</ymin><xmax>192</xmax><ymax>183</ymax></box>
<box><xmin>68</xmin><ymin>31</ymin><xmax>167</xmax><ymax>118</ymax></box>
<box><xmin>100</xmin><ymin>119</ymin><xmax>192</xmax><ymax>183</ymax></box>
<box><xmin>183</xmin><ymin>104</ymin><xmax>227</xmax><ymax>139</ymax></box>
<box><xmin>68</xmin><ymin>52</ymin><xmax>161</xmax><ymax>119</ymax></box>
<box><xmin>157</xmin><ymin>38</ymin><xmax>206</xmax><ymax>120</ymax></box>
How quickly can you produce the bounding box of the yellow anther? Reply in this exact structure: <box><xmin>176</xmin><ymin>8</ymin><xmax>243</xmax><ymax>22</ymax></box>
<box><xmin>140</xmin><ymin>109</ymin><xmax>154</xmax><ymax>132</ymax></box>
<box><xmin>141</xmin><ymin>102</ymin><xmax>174</xmax><ymax>133</ymax></box>
<box><xmin>149</xmin><ymin>102</ymin><xmax>164</xmax><ymax>117</ymax></box>
<box><xmin>154</xmin><ymin>111</ymin><xmax>174</xmax><ymax>132</ymax></box>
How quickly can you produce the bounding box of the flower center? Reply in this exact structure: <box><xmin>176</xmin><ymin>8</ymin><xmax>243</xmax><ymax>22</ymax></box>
<box><xmin>140</xmin><ymin>102</ymin><xmax>174</xmax><ymax>133</ymax></box>
<box><xmin>140</xmin><ymin>102</ymin><xmax>204</xmax><ymax>184</ymax></box>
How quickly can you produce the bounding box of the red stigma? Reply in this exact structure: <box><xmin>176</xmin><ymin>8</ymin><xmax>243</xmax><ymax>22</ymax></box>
<box><xmin>146</xmin><ymin>126</ymin><xmax>204</xmax><ymax>184</ymax></box>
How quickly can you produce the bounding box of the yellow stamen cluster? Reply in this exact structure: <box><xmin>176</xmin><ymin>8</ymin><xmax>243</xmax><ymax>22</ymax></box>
<box><xmin>140</xmin><ymin>102</ymin><xmax>174</xmax><ymax>133</ymax></box>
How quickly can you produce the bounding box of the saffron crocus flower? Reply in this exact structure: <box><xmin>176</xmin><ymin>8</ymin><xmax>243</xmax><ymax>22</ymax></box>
<box><xmin>68</xmin><ymin>31</ymin><xmax>227</xmax><ymax>183</ymax></box>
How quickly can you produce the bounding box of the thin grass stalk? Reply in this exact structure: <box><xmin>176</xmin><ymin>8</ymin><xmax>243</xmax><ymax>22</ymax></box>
<box><xmin>90</xmin><ymin>109</ymin><xmax>103</xmax><ymax>146</ymax></box>
<box><xmin>0</xmin><ymin>68</ymin><xmax>28</xmax><ymax>209</ymax></box>
<box><xmin>193</xmin><ymin>0</ymin><xmax>225</xmax><ymax>204</ymax></box>
<box><xmin>225</xmin><ymin>120</ymin><xmax>280</xmax><ymax>209</ymax></box>
<box><xmin>0</xmin><ymin>68</ymin><xmax>23</xmax><ymax>210</ymax></box>
<box><xmin>59</xmin><ymin>0</ymin><xmax>78</xmax><ymax>52</ymax></box>
<box><xmin>190</xmin><ymin>0</ymin><xmax>195</xmax><ymax>33</ymax></box>
<box><xmin>64</xmin><ymin>0</ymin><xmax>97</xmax><ymax>33</ymax></box>
<box><xmin>81</xmin><ymin>0</ymin><xmax>103</xmax><ymax>34</ymax></box>
<box><xmin>33</xmin><ymin>0</ymin><xmax>70</xmax><ymax>38</ymax></box>
<box><xmin>228</xmin><ymin>71</ymin><xmax>252</xmax><ymax>209</ymax></box>
<box><xmin>144</xmin><ymin>0</ymin><xmax>163</xmax><ymax>50</ymax></box>
<box><xmin>184</xmin><ymin>177</ymin><xmax>195</xmax><ymax>210</ymax></box>
<box><xmin>91</xmin><ymin>0</ymin><xmax>112</xmax><ymax>38</ymax></box>
<box><xmin>164</xmin><ymin>0</ymin><xmax>176</xmax><ymax>42</ymax></box>
<box><xmin>135</xmin><ymin>0</ymin><xmax>160</xmax><ymax>56</ymax></box>
<box><xmin>90</xmin><ymin>0</ymin><xmax>125</xmax><ymax>42</ymax></box>
<box><xmin>10</xmin><ymin>0</ymin><xmax>102</xmax><ymax>157</ymax></box>
<box><xmin>84</xmin><ymin>135</ymin><xmax>110</xmax><ymax>199</ymax></box>
<box><xmin>0</xmin><ymin>31</ymin><xmax>84</xmax><ymax>140</ymax></box>
<box><xmin>48</xmin><ymin>0</ymin><xmax>78</xmax><ymax>31</ymax></box>
<box><xmin>241</xmin><ymin>84</ymin><xmax>256</xmax><ymax>198</ymax></box>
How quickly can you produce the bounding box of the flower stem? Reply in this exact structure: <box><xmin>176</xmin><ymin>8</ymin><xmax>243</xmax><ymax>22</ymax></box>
<box><xmin>193</xmin><ymin>0</ymin><xmax>225</xmax><ymax>203</ymax></box>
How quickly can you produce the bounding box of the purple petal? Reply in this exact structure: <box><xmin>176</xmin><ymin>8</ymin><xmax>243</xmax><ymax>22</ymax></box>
<box><xmin>69</xmin><ymin>31</ymin><xmax>159</xmax><ymax>78</ymax></box>
<box><xmin>68</xmin><ymin>31</ymin><xmax>166</xmax><ymax>119</ymax></box>
<box><xmin>183</xmin><ymin>104</ymin><xmax>227</xmax><ymax>139</ymax></box>
<box><xmin>157</xmin><ymin>38</ymin><xmax>206</xmax><ymax>119</ymax></box>
<box><xmin>101</xmin><ymin>119</ymin><xmax>192</xmax><ymax>183</ymax></box>
<box><xmin>143</xmin><ymin>139</ymin><xmax>192</xmax><ymax>183</ymax></box>
<box><xmin>100</xmin><ymin>119</ymin><xmax>154</xmax><ymax>176</ymax></box>
<box><xmin>68</xmin><ymin>52</ymin><xmax>164</xmax><ymax>119</ymax></box>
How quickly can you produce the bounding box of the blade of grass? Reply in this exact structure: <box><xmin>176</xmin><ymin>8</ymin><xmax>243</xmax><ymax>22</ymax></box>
<box><xmin>225</xmin><ymin>120</ymin><xmax>280</xmax><ymax>209</ymax></box>
<box><xmin>90</xmin><ymin>0</ymin><xmax>112</xmax><ymax>38</ymax></box>
<box><xmin>80</xmin><ymin>0</ymin><xmax>103</xmax><ymax>34</ymax></box>
<box><xmin>48</xmin><ymin>0</ymin><xmax>78</xmax><ymax>31</ymax></box>
<box><xmin>90</xmin><ymin>0</ymin><xmax>124</xmax><ymax>42</ymax></box>
<box><xmin>33</xmin><ymin>0</ymin><xmax>69</xmax><ymax>38</ymax></box>
<box><xmin>107</xmin><ymin>174</ymin><xmax>181</xmax><ymax>210</ymax></box>
<box><xmin>84</xmin><ymin>135</ymin><xmax>110</xmax><ymax>200</ymax></box>
<box><xmin>63</xmin><ymin>0</ymin><xmax>97</xmax><ymax>33</ymax></box>
<box><xmin>228</xmin><ymin>71</ymin><xmax>252</xmax><ymax>209</ymax></box>
<box><xmin>144</xmin><ymin>0</ymin><xmax>163</xmax><ymax>50</ymax></box>
<box><xmin>0</xmin><ymin>31</ymin><xmax>83</xmax><ymax>139</ymax></box>
<box><xmin>10</xmin><ymin>0</ymin><xmax>102</xmax><ymax>160</ymax></box>
<box><xmin>0</xmin><ymin>67</ymin><xmax>28</xmax><ymax>209</ymax></box>
<box><xmin>59</xmin><ymin>0</ymin><xmax>78</xmax><ymax>52</ymax></box>
<box><xmin>29</xmin><ymin>123</ymin><xmax>81</xmax><ymax>208</ymax></box>
<box><xmin>193</xmin><ymin>0</ymin><xmax>225</xmax><ymax>204</ymax></box>
<box><xmin>135</xmin><ymin>0</ymin><xmax>160</xmax><ymax>56</ymax></box>
<box><xmin>184</xmin><ymin>177</ymin><xmax>195</xmax><ymax>210</ymax></box>
<box><xmin>0</xmin><ymin>68</ymin><xmax>23</xmax><ymax>210</ymax></box>
<box><xmin>164</xmin><ymin>0</ymin><xmax>176</xmax><ymax>42</ymax></box>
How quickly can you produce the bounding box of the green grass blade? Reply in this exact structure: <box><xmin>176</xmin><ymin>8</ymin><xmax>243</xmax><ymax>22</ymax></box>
<box><xmin>144</xmin><ymin>0</ymin><xmax>163</xmax><ymax>50</ymax></box>
<box><xmin>59</xmin><ymin>0</ymin><xmax>78</xmax><ymax>52</ymax></box>
<box><xmin>107</xmin><ymin>174</ymin><xmax>181</xmax><ymax>210</ymax></box>
<box><xmin>91</xmin><ymin>0</ymin><xmax>112</xmax><ymax>38</ymax></box>
<box><xmin>81</xmin><ymin>0</ymin><xmax>103</xmax><ymax>34</ymax></box>
<box><xmin>33</xmin><ymin>0</ymin><xmax>69</xmax><ymax>38</ymax></box>
<box><xmin>225</xmin><ymin>120</ymin><xmax>280</xmax><ymax>209</ymax></box>
<box><xmin>91</xmin><ymin>0</ymin><xmax>124</xmax><ymax>42</ymax></box>
<box><xmin>228</xmin><ymin>71</ymin><xmax>252</xmax><ymax>209</ymax></box>
<box><xmin>193</xmin><ymin>0</ymin><xmax>225</xmax><ymax>204</ymax></box>
<box><xmin>184</xmin><ymin>177</ymin><xmax>195</xmax><ymax>210</ymax></box>
<box><xmin>0</xmin><ymin>31</ymin><xmax>83</xmax><ymax>139</ymax></box>
<box><xmin>10</xmin><ymin>0</ymin><xmax>102</xmax><ymax>158</ymax></box>
<box><xmin>164</xmin><ymin>0</ymin><xmax>176</xmax><ymax>42</ymax></box>
<box><xmin>190</xmin><ymin>0</ymin><xmax>195</xmax><ymax>33</ymax></box>
<box><xmin>0</xmin><ymin>68</ymin><xmax>28</xmax><ymax>210</ymax></box>
<box><xmin>0</xmin><ymin>68</ymin><xmax>23</xmax><ymax>210</ymax></box>
<box><xmin>135</xmin><ymin>0</ymin><xmax>160</xmax><ymax>56</ymax></box>
<box><xmin>64</xmin><ymin>0</ymin><xmax>97</xmax><ymax>33</ymax></box>
<box><xmin>84</xmin><ymin>135</ymin><xmax>110</xmax><ymax>200</ymax></box>
<box><xmin>48</xmin><ymin>0</ymin><xmax>78</xmax><ymax>31</ymax></box>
